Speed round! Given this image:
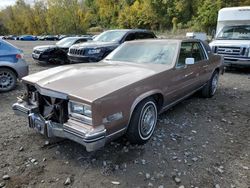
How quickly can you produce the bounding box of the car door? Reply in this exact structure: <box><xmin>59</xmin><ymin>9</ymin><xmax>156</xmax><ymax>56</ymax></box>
<box><xmin>192</xmin><ymin>42</ymin><xmax>211</xmax><ymax>85</ymax></box>
<box><xmin>166</xmin><ymin>42</ymin><xmax>202</xmax><ymax>102</ymax></box>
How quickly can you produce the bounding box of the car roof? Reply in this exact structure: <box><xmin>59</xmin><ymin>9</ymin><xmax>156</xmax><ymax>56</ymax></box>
<box><xmin>62</xmin><ymin>36</ymin><xmax>91</xmax><ymax>40</ymax></box>
<box><xmin>124</xmin><ymin>38</ymin><xmax>204</xmax><ymax>44</ymax></box>
<box><xmin>104</xmin><ymin>29</ymin><xmax>153</xmax><ymax>33</ymax></box>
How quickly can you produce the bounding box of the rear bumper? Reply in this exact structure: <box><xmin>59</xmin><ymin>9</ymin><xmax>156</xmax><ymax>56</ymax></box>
<box><xmin>12</xmin><ymin>102</ymin><xmax>106</xmax><ymax>152</ymax></box>
<box><xmin>16</xmin><ymin>59</ymin><xmax>29</xmax><ymax>79</ymax></box>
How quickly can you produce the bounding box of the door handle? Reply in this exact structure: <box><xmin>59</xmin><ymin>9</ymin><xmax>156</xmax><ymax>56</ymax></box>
<box><xmin>203</xmin><ymin>65</ymin><xmax>208</xmax><ymax>68</ymax></box>
<box><xmin>185</xmin><ymin>72</ymin><xmax>193</xmax><ymax>77</ymax></box>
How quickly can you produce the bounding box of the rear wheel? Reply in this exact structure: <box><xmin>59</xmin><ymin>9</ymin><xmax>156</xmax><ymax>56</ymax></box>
<box><xmin>126</xmin><ymin>98</ymin><xmax>158</xmax><ymax>144</ymax></box>
<box><xmin>201</xmin><ymin>71</ymin><xmax>219</xmax><ymax>98</ymax></box>
<box><xmin>0</xmin><ymin>68</ymin><xmax>17</xmax><ymax>92</ymax></box>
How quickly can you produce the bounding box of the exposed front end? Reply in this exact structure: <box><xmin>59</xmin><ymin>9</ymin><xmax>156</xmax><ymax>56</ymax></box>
<box><xmin>16</xmin><ymin>58</ymin><xmax>29</xmax><ymax>79</ymax></box>
<box><xmin>12</xmin><ymin>85</ymin><xmax>106</xmax><ymax>152</ymax></box>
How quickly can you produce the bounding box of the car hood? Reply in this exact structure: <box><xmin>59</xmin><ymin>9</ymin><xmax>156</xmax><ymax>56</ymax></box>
<box><xmin>209</xmin><ymin>40</ymin><xmax>250</xmax><ymax>48</ymax></box>
<box><xmin>33</xmin><ymin>45</ymin><xmax>57</xmax><ymax>51</ymax></box>
<box><xmin>71</xmin><ymin>41</ymin><xmax>119</xmax><ymax>49</ymax></box>
<box><xmin>22</xmin><ymin>62</ymin><xmax>171</xmax><ymax>102</ymax></box>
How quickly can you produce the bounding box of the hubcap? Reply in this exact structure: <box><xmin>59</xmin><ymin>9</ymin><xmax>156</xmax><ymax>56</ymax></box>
<box><xmin>0</xmin><ymin>71</ymin><xmax>14</xmax><ymax>89</ymax></box>
<box><xmin>211</xmin><ymin>73</ymin><xmax>219</xmax><ymax>95</ymax></box>
<box><xmin>139</xmin><ymin>102</ymin><xmax>157</xmax><ymax>139</ymax></box>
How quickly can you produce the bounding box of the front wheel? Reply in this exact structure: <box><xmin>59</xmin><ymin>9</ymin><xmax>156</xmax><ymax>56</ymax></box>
<box><xmin>126</xmin><ymin>98</ymin><xmax>158</xmax><ymax>144</ymax></box>
<box><xmin>201</xmin><ymin>71</ymin><xmax>219</xmax><ymax>98</ymax></box>
<box><xmin>0</xmin><ymin>68</ymin><xmax>17</xmax><ymax>92</ymax></box>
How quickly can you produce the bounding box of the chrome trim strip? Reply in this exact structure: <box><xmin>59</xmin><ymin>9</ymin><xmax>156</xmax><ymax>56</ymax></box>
<box><xmin>160</xmin><ymin>85</ymin><xmax>205</xmax><ymax>113</ymax></box>
<box><xmin>200</xmin><ymin>42</ymin><xmax>209</xmax><ymax>60</ymax></box>
<box><xmin>224</xmin><ymin>57</ymin><xmax>250</xmax><ymax>61</ymax></box>
<box><xmin>35</xmin><ymin>85</ymin><xmax>68</xmax><ymax>99</ymax></box>
<box><xmin>106</xmin><ymin>127</ymin><xmax>127</xmax><ymax>138</ymax></box>
<box><xmin>63</xmin><ymin>129</ymin><xmax>105</xmax><ymax>143</ymax></box>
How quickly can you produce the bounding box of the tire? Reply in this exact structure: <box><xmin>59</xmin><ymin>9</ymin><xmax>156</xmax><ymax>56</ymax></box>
<box><xmin>37</xmin><ymin>61</ymin><xmax>49</xmax><ymax>66</ymax></box>
<box><xmin>201</xmin><ymin>71</ymin><xmax>219</xmax><ymax>98</ymax></box>
<box><xmin>0</xmin><ymin>68</ymin><xmax>17</xmax><ymax>92</ymax></box>
<box><xmin>126</xmin><ymin>98</ymin><xmax>158</xmax><ymax>144</ymax></box>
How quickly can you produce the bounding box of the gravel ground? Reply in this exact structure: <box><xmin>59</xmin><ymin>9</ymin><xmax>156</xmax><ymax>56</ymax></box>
<box><xmin>0</xmin><ymin>40</ymin><xmax>249</xmax><ymax>188</ymax></box>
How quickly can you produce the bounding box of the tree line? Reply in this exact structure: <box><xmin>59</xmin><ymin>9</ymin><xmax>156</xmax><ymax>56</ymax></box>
<box><xmin>0</xmin><ymin>0</ymin><xmax>249</xmax><ymax>35</ymax></box>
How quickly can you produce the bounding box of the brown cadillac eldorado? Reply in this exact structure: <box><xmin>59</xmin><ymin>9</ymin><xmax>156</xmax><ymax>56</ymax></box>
<box><xmin>12</xmin><ymin>39</ymin><xmax>224</xmax><ymax>151</ymax></box>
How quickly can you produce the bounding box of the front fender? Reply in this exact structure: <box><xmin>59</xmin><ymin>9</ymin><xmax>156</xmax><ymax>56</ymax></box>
<box><xmin>128</xmin><ymin>89</ymin><xmax>164</xmax><ymax>124</ymax></box>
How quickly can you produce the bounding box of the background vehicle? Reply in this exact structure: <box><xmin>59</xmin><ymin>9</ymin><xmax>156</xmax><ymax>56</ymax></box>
<box><xmin>0</xmin><ymin>39</ymin><xmax>28</xmax><ymax>92</ymax></box>
<box><xmin>186</xmin><ymin>32</ymin><xmax>207</xmax><ymax>41</ymax></box>
<box><xmin>3</xmin><ymin>35</ymin><xmax>18</xmax><ymax>40</ymax></box>
<box><xmin>42</xmin><ymin>35</ymin><xmax>59</xmax><ymax>41</ymax></box>
<box><xmin>68</xmin><ymin>29</ymin><xmax>156</xmax><ymax>63</ymax></box>
<box><xmin>19</xmin><ymin>35</ymin><xmax>38</xmax><ymax>41</ymax></box>
<box><xmin>13</xmin><ymin>39</ymin><xmax>223</xmax><ymax>151</ymax></box>
<box><xmin>32</xmin><ymin>37</ymin><xmax>92</xmax><ymax>64</ymax></box>
<box><xmin>209</xmin><ymin>6</ymin><xmax>250</xmax><ymax>68</ymax></box>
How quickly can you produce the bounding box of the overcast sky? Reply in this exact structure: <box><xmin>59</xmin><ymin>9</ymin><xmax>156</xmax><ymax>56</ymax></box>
<box><xmin>0</xmin><ymin>0</ymin><xmax>33</xmax><ymax>9</ymax></box>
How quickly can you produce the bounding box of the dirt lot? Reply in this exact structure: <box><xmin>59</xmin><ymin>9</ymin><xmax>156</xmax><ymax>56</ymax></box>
<box><xmin>0</xmin><ymin>41</ymin><xmax>249</xmax><ymax>188</ymax></box>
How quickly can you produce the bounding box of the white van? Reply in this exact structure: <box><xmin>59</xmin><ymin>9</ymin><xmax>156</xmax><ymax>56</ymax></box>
<box><xmin>209</xmin><ymin>6</ymin><xmax>250</xmax><ymax>67</ymax></box>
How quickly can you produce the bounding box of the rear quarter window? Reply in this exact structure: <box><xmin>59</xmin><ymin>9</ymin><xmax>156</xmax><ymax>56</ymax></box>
<box><xmin>0</xmin><ymin>40</ymin><xmax>18</xmax><ymax>55</ymax></box>
<box><xmin>136</xmin><ymin>32</ymin><xmax>155</xmax><ymax>39</ymax></box>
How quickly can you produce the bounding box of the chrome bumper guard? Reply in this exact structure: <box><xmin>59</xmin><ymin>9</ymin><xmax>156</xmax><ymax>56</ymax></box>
<box><xmin>12</xmin><ymin>102</ymin><xmax>106</xmax><ymax>152</ymax></box>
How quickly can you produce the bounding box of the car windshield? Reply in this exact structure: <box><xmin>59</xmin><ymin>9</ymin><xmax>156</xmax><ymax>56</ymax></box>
<box><xmin>93</xmin><ymin>30</ymin><xmax>127</xmax><ymax>42</ymax></box>
<box><xmin>216</xmin><ymin>25</ymin><xmax>250</xmax><ymax>40</ymax></box>
<box><xmin>56</xmin><ymin>38</ymin><xmax>76</xmax><ymax>47</ymax></box>
<box><xmin>105</xmin><ymin>41</ymin><xmax>178</xmax><ymax>65</ymax></box>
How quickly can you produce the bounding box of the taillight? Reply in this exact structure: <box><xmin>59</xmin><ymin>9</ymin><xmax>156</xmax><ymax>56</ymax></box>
<box><xmin>16</xmin><ymin>54</ymin><xmax>24</xmax><ymax>59</ymax></box>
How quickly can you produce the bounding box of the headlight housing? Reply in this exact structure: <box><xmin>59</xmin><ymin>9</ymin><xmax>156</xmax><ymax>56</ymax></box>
<box><xmin>68</xmin><ymin>101</ymin><xmax>92</xmax><ymax>125</ymax></box>
<box><xmin>88</xmin><ymin>48</ymin><xmax>101</xmax><ymax>55</ymax></box>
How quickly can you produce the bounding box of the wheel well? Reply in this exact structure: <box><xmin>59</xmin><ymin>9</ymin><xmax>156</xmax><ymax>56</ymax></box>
<box><xmin>133</xmin><ymin>93</ymin><xmax>164</xmax><ymax>113</ymax></box>
<box><xmin>127</xmin><ymin>93</ymin><xmax>164</xmax><ymax>129</ymax></box>
<box><xmin>148</xmin><ymin>93</ymin><xmax>164</xmax><ymax>111</ymax></box>
<box><xmin>0</xmin><ymin>66</ymin><xmax>18</xmax><ymax>77</ymax></box>
<box><xmin>214</xmin><ymin>68</ymin><xmax>220</xmax><ymax>74</ymax></box>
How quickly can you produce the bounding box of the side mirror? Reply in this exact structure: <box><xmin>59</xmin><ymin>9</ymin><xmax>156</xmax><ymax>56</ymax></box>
<box><xmin>185</xmin><ymin>58</ymin><xmax>195</xmax><ymax>65</ymax></box>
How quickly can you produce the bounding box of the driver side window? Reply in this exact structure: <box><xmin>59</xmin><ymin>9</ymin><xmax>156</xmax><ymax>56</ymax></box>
<box><xmin>177</xmin><ymin>42</ymin><xmax>192</xmax><ymax>67</ymax></box>
<box><xmin>124</xmin><ymin>33</ymin><xmax>136</xmax><ymax>42</ymax></box>
<box><xmin>177</xmin><ymin>42</ymin><xmax>206</xmax><ymax>67</ymax></box>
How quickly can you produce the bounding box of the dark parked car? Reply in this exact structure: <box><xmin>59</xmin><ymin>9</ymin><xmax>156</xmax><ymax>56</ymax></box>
<box><xmin>42</xmin><ymin>35</ymin><xmax>59</xmax><ymax>41</ymax></box>
<box><xmin>32</xmin><ymin>37</ymin><xmax>92</xmax><ymax>64</ymax></box>
<box><xmin>13</xmin><ymin>39</ymin><xmax>223</xmax><ymax>151</ymax></box>
<box><xmin>3</xmin><ymin>35</ymin><xmax>18</xmax><ymax>40</ymax></box>
<box><xmin>68</xmin><ymin>29</ymin><xmax>156</xmax><ymax>63</ymax></box>
<box><xmin>0</xmin><ymin>39</ymin><xmax>28</xmax><ymax>92</ymax></box>
<box><xmin>19</xmin><ymin>35</ymin><xmax>37</xmax><ymax>41</ymax></box>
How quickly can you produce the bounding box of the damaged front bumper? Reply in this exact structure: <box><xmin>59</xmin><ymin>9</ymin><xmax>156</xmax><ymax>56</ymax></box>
<box><xmin>12</xmin><ymin>102</ymin><xmax>106</xmax><ymax>152</ymax></box>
